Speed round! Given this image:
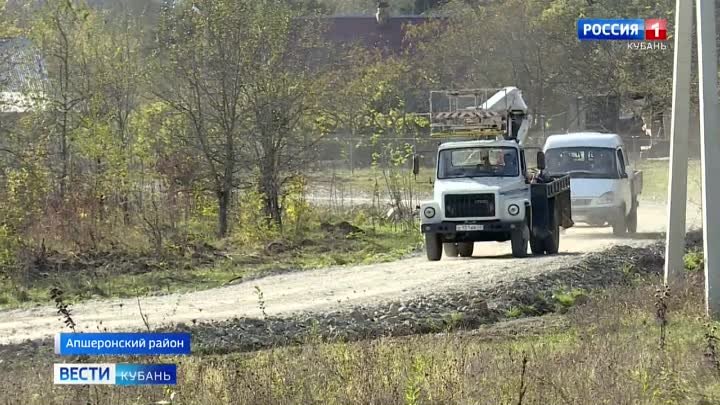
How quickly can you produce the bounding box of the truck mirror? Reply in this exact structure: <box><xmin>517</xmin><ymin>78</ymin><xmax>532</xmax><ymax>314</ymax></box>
<box><xmin>412</xmin><ymin>155</ymin><xmax>420</xmax><ymax>175</ymax></box>
<box><xmin>536</xmin><ymin>151</ymin><xmax>546</xmax><ymax>170</ymax></box>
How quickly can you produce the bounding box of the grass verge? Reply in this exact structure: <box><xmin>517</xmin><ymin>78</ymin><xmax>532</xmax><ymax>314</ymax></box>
<box><xmin>637</xmin><ymin>159</ymin><xmax>702</xmax><ymax>202</ymax></box>
<box><xmin>0</xmin><ymin>221</ymin><xmax>422</xmax><ymax>308</ymax></box>
<box><xmin>3</xmin><ymin>277</ymin><xmax>720</xmax><ymax>404</ymax></box>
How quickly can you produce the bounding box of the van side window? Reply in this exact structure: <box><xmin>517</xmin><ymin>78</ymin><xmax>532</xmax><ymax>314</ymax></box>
<box><xmin>616</xmin><ymin>149</ymin><xmax>627</xmax><ymax>176</ymax></box>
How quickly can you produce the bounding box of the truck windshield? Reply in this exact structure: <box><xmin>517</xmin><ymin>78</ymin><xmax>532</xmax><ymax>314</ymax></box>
<box><xmin>438</xmin><ymin>147</ymin><xmax>519</xmax><ymax>179</ymax></box>
<box><xmin>545</xmin><ymin>147</ymin><xmax>618</xmax><ymax>179</ymax></box>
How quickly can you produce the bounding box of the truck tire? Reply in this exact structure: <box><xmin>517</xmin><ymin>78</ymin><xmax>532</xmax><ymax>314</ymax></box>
<box><xmin>511</xmin><ymin>222</ymin><xmax>529</xmax><ymax>258</ymax></box>
<box><xmin>626</xmin><ymin>200</ymin><xmax>638</xmax><ymax>234</ymax></box>
<box><xmin>544</xmin><ymin>214</ymin><xmax>560</xmax><ymax>254</ymax></box>
<box><xmin>425</xmin><ymin>234</ymin><xmax>442</xmax><ymax>261</ymax></box>
<box><xmin>444</xmin><ymin>243</ymin><xmax>459</xmax><ymax>257</ymax></box>
<box><xmin>530</xmin><ymin>234</ymin><xmax>545</xmax><ymax>255</ymax></box>
<box><xmin>612</xmin><ymin>206</ymin><xmax>627</xmax><ymax>236</ymax></box>
<box><xmin>458</xmin><ymin>242</ymin><xmax>474</xmax><ymax>257</ymax></box>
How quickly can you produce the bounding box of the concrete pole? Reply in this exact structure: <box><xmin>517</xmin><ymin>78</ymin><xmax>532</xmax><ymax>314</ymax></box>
<box><xmin>696</xmin><ymin>0</ymin><xmax>720</xmax><ymax>318</ymax></box>
<box><xmin>664</xmin><ymin>0</ymin><xmax>693</xmax><ymax>285</ymax></box>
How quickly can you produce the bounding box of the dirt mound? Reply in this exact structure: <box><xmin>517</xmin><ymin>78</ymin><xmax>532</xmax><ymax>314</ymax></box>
<box><xmin>320</xmin><ymin>221</ymin><xmax>364</xmax><ymax>237</ymax></box>
<box><xmin>11</xmin><ymin>242</ymin><xmax>227</xmax><ymax>282</ymax></box>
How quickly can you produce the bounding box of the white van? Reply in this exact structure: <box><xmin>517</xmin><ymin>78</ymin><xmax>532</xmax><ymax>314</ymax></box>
<box><xmin>543</xmin><ymin>132</ymin><xmax>643</xmax><ymax>235</ymax></box>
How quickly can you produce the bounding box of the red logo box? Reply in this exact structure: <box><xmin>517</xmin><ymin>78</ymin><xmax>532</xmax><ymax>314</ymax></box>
<box><xmin>645</xmin><ymin>18</ymin><xmax>667</xmax><ymax>40</ymax></box>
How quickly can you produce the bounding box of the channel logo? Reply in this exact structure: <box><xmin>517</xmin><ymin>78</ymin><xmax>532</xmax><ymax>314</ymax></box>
<box><xmin>578</xmin><ymin>18</ymin><xmax>667</xmax><ymax>41</ymax></box>
<box><xmin>54</xmin><ymin>363</ymin><xmax>177</xmax><ymax>385</ymax></box>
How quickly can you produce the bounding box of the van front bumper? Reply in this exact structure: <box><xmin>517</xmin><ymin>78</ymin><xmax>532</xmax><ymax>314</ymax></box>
<box><xmin>571</xmin><ymin>204</ymin><xmax>622</xmax><ymax>223</ymax></box>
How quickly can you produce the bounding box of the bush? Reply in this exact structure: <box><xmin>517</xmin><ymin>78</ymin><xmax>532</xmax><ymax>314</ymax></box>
<box><xmin>684</xmin><ymin>250</ymin><xmax>704</xmax><ymax>272</ymax></box>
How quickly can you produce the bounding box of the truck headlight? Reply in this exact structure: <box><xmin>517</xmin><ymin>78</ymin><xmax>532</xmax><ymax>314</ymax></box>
<box><xmin>597</xmin><ymin>192</ymin><xmax>614</xmax><ymax>204</ymax></box>
<box><xmin>508</xmin><ymin>204</ymin><xmax>520</xmax><ymax>216</ymax></box>
<box><xmin>423</xmin><ymin>207</ymin><xmax>436</xmax><ymax>218</ymax></box>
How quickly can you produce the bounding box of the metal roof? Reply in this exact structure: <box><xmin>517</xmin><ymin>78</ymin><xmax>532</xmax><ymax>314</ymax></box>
<box><xmin>0</xmin><ymin>37</ymin><xmax>47</xmax><ymax>93</ymax></box>
<box><xmin>543</xmin><ymin>132</ymin><xmax>624</xmax><ymax>150</ymax></box>
<box><xmin>0</xmin><ymin>37</ymin><xmax>47</xmax><ymax>113</ymax></box>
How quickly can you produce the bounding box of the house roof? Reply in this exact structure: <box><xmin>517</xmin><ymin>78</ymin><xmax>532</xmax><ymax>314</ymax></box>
<box><xmin>318</xmin><ymin>15</ymin><xmax>446</xmax><ymax>53</ymax></box>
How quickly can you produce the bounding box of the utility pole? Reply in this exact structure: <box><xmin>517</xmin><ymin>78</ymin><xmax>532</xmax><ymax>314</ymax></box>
<box><xmin>664</xmin><ymin>0</ymin><xmax>692</xmax><ymax>285</ymax></box>
<box><xmin>696</xmin><ymin>0</ymin><xmax>720</xmax><ymax>318</ymax></box>
<box><xmin>667</xmin><ymin>0</ymin><xmax>720</xmax><ymax>318</ymax></box>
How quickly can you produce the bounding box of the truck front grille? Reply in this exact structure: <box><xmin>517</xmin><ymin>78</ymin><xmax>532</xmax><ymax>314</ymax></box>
<box><xmin>444</xmin><ymin>193</ymin><xmax>495</xmax><ymax>218</ymax></box>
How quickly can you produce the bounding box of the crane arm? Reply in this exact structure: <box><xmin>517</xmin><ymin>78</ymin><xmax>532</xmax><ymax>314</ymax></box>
<box><xmin>429</xmin><ymin>86</ymin><xmax>531</xmax><ymax>144</ymax></box>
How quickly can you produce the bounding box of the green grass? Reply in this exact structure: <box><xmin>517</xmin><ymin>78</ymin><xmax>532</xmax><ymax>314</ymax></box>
<box><xmin>684</xmin><ymin>249</ymin><xmax>705</xmax><ymax>273</ymax></box>
<box><xmin>0</xmin><ymin>223</ymin><xmax>423</xmax><ymax>308</ymax></box>
<box><xmin>636</xmin><ymin>159</ymin><xmax>702</xmax><ymax>202</ymax></box>
<box><xmin>306</xmin><ymin>166</ymin><xmax>435</xmax><ymax>196</ymax></box>
<box><xmin>4</xmin><ymin>280</ymin><xmax>720</xmax><ymax>404</ymax></box>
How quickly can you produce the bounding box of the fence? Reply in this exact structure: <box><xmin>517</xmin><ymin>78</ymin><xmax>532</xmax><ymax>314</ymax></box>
<box><xmin>306</xmin><ymin>134</ymin><xmax>668</xmax><ymax>211</ymax></box>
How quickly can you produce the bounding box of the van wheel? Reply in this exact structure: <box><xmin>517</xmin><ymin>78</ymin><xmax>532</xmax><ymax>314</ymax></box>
<box><xmin>511</xmin><ymin>222</ymin><xmax>529</xmax><ymax>258</ymax></box>
<box><xmin>425</xmin><ymin>234</ymin><xmax>442</xmax><ymax>261</ymax></box>
<box><xmin>612</xmin><ymin>206</ymin><xmax>627</xmax><ymax>236</ymax></box>
<box><xmin>458</xmin><ymin>242</ymin><xmax>474</xmax><ymax>257</ymax></box>
<box><xmin>626</xmin><ymin>200</ymin><xmax>638</xmax><ymax>234</ymax></box>
<box><xmin>443</xmin><ymin>243</ymin><xmax>459</xmax><ymax>257</ymax></box>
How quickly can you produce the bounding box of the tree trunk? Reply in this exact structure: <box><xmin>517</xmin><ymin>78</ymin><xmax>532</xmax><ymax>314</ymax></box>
<box><xmin>260</xmin><ymin>173</ymin><xmax>282</xmax><ymax>230</ymax></box>
<box><xmin>217</xmin><ymin>188</ymin><xmax>231</xmax><ymax>237</ymax></box>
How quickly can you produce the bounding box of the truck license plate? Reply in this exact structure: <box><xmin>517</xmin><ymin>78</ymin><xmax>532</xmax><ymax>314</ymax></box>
<box><xmin>457</xmin><ymin>224</ymin><xmax>484</xmax><ymax>231</ymax></box>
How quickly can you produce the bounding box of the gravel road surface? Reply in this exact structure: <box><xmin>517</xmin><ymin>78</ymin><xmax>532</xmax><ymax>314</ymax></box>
<box><xmin>0</xmin><ymin>201</ymin><xmax>701</xmax><ymax>345</ymax></box>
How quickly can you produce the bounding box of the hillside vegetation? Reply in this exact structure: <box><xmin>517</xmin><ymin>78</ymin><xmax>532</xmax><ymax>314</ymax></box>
<box><xmin>0</xmin><ymin>0</ymin><xmax>675</xmax><ymax>303</ymax></box>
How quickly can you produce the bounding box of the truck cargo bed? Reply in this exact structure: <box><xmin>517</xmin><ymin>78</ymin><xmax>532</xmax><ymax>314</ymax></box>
<box><xmin>530</xmin><ymin>175</ymin><xmax>574</xmax><ymax>238</ymax></box>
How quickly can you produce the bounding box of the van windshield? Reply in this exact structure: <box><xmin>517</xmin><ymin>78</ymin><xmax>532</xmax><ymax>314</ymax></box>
<box><xmin>438</xmin><ymin>147</ymin><xmax>519</xmax><ymax>179</ymax></box>
<box><xmin>545</xmin><ymin>147</ymin><xmax>618</xmax><ymax>179</ymax></box>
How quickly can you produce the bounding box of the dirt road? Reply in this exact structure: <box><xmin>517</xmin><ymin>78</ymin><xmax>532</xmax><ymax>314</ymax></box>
<box><xmin>0</xmin><ymin>201</ymin><xmax>701</xmax><ymax>345</ymax></box>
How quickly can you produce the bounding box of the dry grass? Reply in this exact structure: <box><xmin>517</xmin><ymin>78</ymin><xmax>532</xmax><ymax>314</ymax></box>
<box><xmin>3</xmin><ymin>277</ymin><xmax>720</xmax><ymax>404</ymax></box>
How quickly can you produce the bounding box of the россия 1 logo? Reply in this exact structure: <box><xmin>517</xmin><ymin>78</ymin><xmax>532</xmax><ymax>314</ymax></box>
<box><xmin>578</xmin><ymin>18</ymin><xmax>667</xmax><ymax>41</ymax></box>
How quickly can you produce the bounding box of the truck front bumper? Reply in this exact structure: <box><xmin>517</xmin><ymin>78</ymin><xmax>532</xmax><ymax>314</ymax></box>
<box><xmin>421</xmin><ymin>220</ymin><xmax>524</xmax><ymax>242</ymax></box>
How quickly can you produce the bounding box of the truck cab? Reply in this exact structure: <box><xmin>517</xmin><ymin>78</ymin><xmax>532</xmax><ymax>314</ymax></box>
<box><xmin>420</xmin><ymin>139</ymin><xmax>531</xmax><ymax>259</ymax></box>
<box><xmin>542</xmin><ymin>132</ymin><xmax>642</xmax><ymax>235</ymax></box>
<box><xmin>419</xmin><ymin>87</ymin><xmax>573</xmax><ymax>261</ymax></box>
<box><xmin>419</xmin><ymin>139</ymin><xmax>573</xmax><ymax>260</ymax></box>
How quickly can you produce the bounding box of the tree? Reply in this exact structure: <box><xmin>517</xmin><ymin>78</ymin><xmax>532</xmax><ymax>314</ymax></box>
<box><xmin>154</xmin><ymin>0</ymin><xmax>258</xmax><ymax>237</ymax></box>
<box><xmin>76</xmin><ymin>9</ymin><xmax>146</xmax><ymax>225</ymax></box>
<box><xmin>29</xmin><ymin>0</ymin><xmax>93</xmax><ymax>199</ymax></box>
<box><xmin>238</xmin><ymin>1</ymin><xmax>334</xmax><ymax>228</ymax></box>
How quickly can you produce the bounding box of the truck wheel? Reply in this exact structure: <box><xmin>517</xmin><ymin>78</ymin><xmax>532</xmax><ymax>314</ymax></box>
<box><xmin>511</xmin><ymin>222</ymin><xmax>529</xmax><ymax>258</ymax></box>
<box><xmin>425</xmin><ymin>234</ymin><xmax>442</xmax><ymax>261</ymax></box>
<box><xmin>530</xmin><ymin>234</ymin><xmax>545</xmax><ymax>255</ymax></box>
<box><xmin>612</xmin><ymin>206</ymin><xmax>627</xmax><ymax>236</ymax></box>
<box><xmin>544</xmin><ymin>215</ymin><xmax>560</xmax><ymax>254</ymax></box>
<box><xmin>458</xmin><ymin>242</ymin><xmax>474</xmax><ymax>257</ymax></box>
<box><xmin>444</xmin><ymin>243</ymin><xmax>459</xmax><ymax>257</ymax></box>
<box><xmin>626</xmin><ymin>200</ymin><xmax>638</xmax><ymax>234</ymax></box>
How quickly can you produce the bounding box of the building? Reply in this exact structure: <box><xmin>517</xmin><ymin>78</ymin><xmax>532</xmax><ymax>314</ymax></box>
<box><xmin>0</xmin><ymin>37</ymin><xmax>47</xmax><ymax>114</ymax></box>
<box><xmin>318</xmin><ymin>2</ymin><xmax>445</xmax><ymax>55</ymax></box>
